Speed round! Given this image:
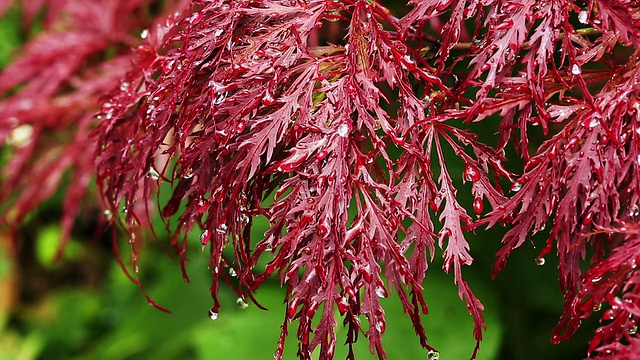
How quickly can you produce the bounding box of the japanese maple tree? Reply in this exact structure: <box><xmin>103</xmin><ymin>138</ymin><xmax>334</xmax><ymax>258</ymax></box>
<box><xmin>1</xmin><ymin>0</ymin><xmax>640</xmax><ymax>359</ymax></box>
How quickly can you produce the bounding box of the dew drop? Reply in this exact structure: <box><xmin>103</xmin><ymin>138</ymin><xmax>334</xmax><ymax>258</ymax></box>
<box><xmin>216</xmin><ymin>223</ymin><xmax>228</xmax><ymax>234</ymax></box>
<box><xmin>463</xmin><ymin>164</ymin><xmax>481</xmax><ymax>182</ymax></box>
<box><xmin>316</xmin><ymin>150</ymin><xmax>328</xmax><ymax>161</ymax></box>
<box><xmin>120</xmin><ymin>81</ymin><xmax>130</xmax><ymax>91</ymax></box>
<box><xmin>104</xmin><ymin>209</ymin><xmax>113</xmax><ymax>221</ymax></box>
<box><xmin>140</xmin><ymin>29</ymin><xmax>149</xmax><ymax>39</ymax></box>
<box><xmin>629</xmin><ymin>325</ymin><xmax>637</xmax><ymax>335</ymax></box>
<box><xmin>593</xmin><ymin>303</ymin><xmax>602</xmax><ymax>311</ymax></box>
<box><xmin>629</xmin><ymin>204</ymin><xmax>640</xmax><ymax>217</ymax></box>
<box><xmin>375</xmin><ymin>320</ymin><xmax>385</xmax><ymax>332</ymax></box>
<box><xmin>208</xmin><ymin>309</ymin><xmax>218</xmax><ymax>320</ymax></box>
<box><xmin>200</xmin><ymin>229</ymin><xmax>210</xmax><ymax>244</ymax></box>
<box><xmin>473</xmin><ymin>197</ymin><xmax>484</xmax><ymax>215</ymax></box>
<box><xmin>510</xmin><ymin>181</ymin><xmax>522</xmax><ymax>192</ymax></box>
<box><xmin>8</xmin><ymin>124</ymin><xmax>33</xmax><ymax>147</ymax></box>
<box><xmin>375</xmin><ymin>286</ymin><xmax>387</xmax><ymax>298</ymax></box>
<box><xmin>337</xmin><ymin>123</ymin><xmax>349</xmax><ymax>137</ymax></box>
<box><xmin>571</xmin><ymin>64</ymin><xmax>581</xmax><ymax>75</ymax></box>
<box><xmin>535</xmin><ymin>257</ymin><xmax>546</xmax><ymax>266</ymax></box>
<box><xmin>578</xmin><ymin>10</ymin><xmax>589</xmax><ymax>24</ymax></box>
<box><xmin>229</xmin><ymin>267</ymin><xmax>237</xmax><ymax>277</ymax></box>
<box><xmin>147</xmin><ymin>166</ymin><xmax>160</xmax><ymax>180</ymax></box>
<box><xmin>427</xmin><ymin>350</ymin><xmax>440</xmax><ymax>360</ymax></box>
<box><xmin>236</xmin><ymin>298</ymin><xmax>249</xmax><ymax>309</ymax></box>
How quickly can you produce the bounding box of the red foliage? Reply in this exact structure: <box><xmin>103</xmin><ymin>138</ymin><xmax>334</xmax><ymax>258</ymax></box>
<box><xmin>2</xmin><ymin>0</ymin><xmax>640</xmax><ymax>359</ymax></box>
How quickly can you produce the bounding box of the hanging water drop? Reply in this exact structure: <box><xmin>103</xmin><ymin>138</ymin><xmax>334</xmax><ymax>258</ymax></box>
<box><xmin>463</xmin><ymin>164</ymin><xmax>481</xmax><ymax>182</ymax></box>
<box><xmin>578</xmin><ymin>10</ymin><xmax>589</xmax><ymax>24</ymax></box>
<box><xmin>337</xmin><ymin>123</ymin><xmax>349</xmax><ymax>137</ymax></box>
<box><xmin>535</xmin><ymin>257</ymin><xmax>546</xmax><ymax>266</ymax></box>
<box><xmin>473</xmin><ymin>197</ymin><xmax>484</xmax><ymax>215</ymax></box>
<box><xmin>510</xmin><ymin>181</ymin><xmax>522</xmax><ymax>192</ymax></box>
<box><xmin>229</xmin><ymin>267</ymin><xmax>237</xmax><ymax>277</ymax></box>
<box><xmin>629</xmin><ymin>204</ymin><xmax>639</xmax><ymax>217</ymax></box>
<box><xmin>375</xmin><ymin>286</ymin><xmax>387</xmax><ymax>298</ymax></box>
<box><xmin>427</xmin><ymin>350</ymin><xmax>440</xmax><ymax>360</ymax></box>
<box><xmin>571</xmin><ymin>64</ymin><xmax>581</xmax><ymax>75</ymax></box>
<box><xmin>236</xmin><ymin>298</ymin><xmax>249</xmax><ymax>309</ymax></box>
<box><xmin>140</xmin><ymin>29</ymin><xmax>149</xmax><ymax>39</ymax></box>
<box><xmin>216</xmin><ymin>223</ymin><xmax>228</xmax><ymax>234</ymax></box>
<box><xmin>208</xmin><ymin>309</ymin><xmax>218</xmax><ymax>320</ymax></box>
<box><xmin>629</xmin><ymin>325</ymin><xmax>638</xmax><ymax>335</ymax></box>
<box><xmin>593</xmin><ymin>303</ymin><xmax>602</xmax><ymax>311</ymax></box>
<box><xmin>200</xmin><ymin>229</ymin><xmax>210</xmax><ymax>243</ymax></box>
<box><xmin>147</xmin><ymin>166</ymin><xmax>160</xmax><ymax>180</ymax></box>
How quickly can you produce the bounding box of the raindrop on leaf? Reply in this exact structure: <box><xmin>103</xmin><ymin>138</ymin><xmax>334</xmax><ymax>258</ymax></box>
<box><xmin>463</xmin><ymin>164</ymin><xmax>481</xmax><ymax>182</ymax></box>
<box><xmin>473</xmin><ymin>197</ymin><xmax>484</xmax><ymax>215</ymax></box>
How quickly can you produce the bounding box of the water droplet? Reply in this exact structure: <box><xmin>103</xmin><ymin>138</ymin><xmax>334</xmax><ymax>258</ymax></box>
<box><xmin>375</xmin><ymin>320</ymin><xmax>385</xmax><ymax>332</ymax></box>
<box><xmin>208</xmin><ymin>309</ymin><xmax>218</xmax><ymax>320</ymax></box>
<box><xmin>236</xmin><ymin>298</ymin><xmax>249</xmax><ymax>309</ymax></box>
<box><xmin>104</xmin><ymin>209</ymin><xmax>113</xmax><ymax>221</ymax></box>
<box><xmin>375</xmin><ymin>286</ymin><xmax>387</xmax><ymax>298</ymax></box>
<box><xmin>473</xmin><ymin>197</ymin><xmax>484</xmax><ymax>215</ymax></box>
<box><xmin>571</xmin><ymin>64</ymin><xmax>581</xmax><ymax>75</ymax></box>
<box><xmin>629</xmin><ymin>325</ymin><xmax>637</xmax><ymax>335</ymax></box>
<box><xmin>578</xmin><ymin>10</ymin><xmax>589</xmax><ymax>24</ymax></box>
<box><xmin>200</xmin><ymin>229</ymin><xmax>210</xmax><ymax>246</ymax></box>
<box><xmin>216</xmin><ymin>223</ymin><xmax>228</xmax><ymax>234</ymax></box>
<box><xmin>337</xmin><ymin>123</ymin><xmax>349</xmax><ymax>137</ymax></box>
<box><xmin>535</xmin><ymin>257</ymin><xmax>546</xmax><ymax>266</ymax></box>
<box><xmin>593</xmin><ymin>303</ymin><xmax>602</xmax><ymax>311</ymax></box>
<box><xmin>120</xmin><ymin>81</ymin><xmax>131</xmax><ymax>91</ymax></box>
<box><xmin>213</xmin><ymin>91</ymin><xmax>228</xmax><ymax>105</ymax></box>
<box><xmin>316</xmin><ymin>150</ymin><xmax>329</xmax><ymax>161</ymax></box>
<box><xmin>510</xmin><ymin>181</ymin><xmax>522</xmax><ymax>192</ymax></box>
<box><xmin>629</xmin><ymin>204</ymin><xmax>640</xmax><ymax>217</ymax></box>
<box><xmin>147</xmin><ymin>166</ymin><xmax>160</xmax><ymax>180</ymax></box>
<box><xmin>589</xmin><ymin>117</ymin><xmax>599</xmax><ymax>128</ymax></box>
<box><xmin>228</xmin><ymin>267</ymin><xmax>237</xmax><ymax>277</ymax></box>
<box><xmin>463</xmin><ymin>164</ymin><xmax>481</xmax><ymax>182</ymax></box>
<box><xmin>427</xmin><ymin>350</ymin><xmax>440</xmax><ymax>360</ymax></box>
<box><xmin>140</xmin><ymin>29</ymin><xmax>149</xmax><ymax>39</ymax></box>
<box><xmin>7</xmin><ymin>124</ymin><xmax>33</xmax><ymax>147</ymax></box>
